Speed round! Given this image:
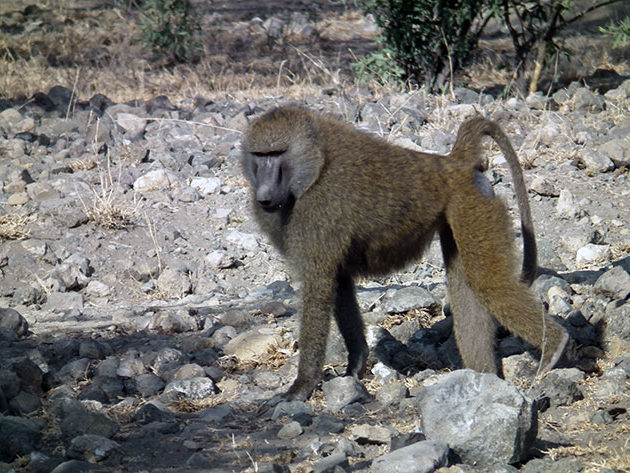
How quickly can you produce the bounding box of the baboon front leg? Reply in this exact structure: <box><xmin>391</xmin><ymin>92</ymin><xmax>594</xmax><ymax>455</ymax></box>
<box><xmin>440</xmin><ymin>226</ymin><xmax>498</xmax><ymax>374</ymax></box>
<box><xmin>446</xmin><ymin>192</ymin><xmax>568</xmax><ymax>373</ymax></box>
<box><xmin>334</xmin><ymin>274</ymin><xmax>369</xmax><ymax>378</ymax></box>
<box><xmin>285</xmin><ymin>275</ymin><xmax>335</xmax><ymax>401</ymax></box>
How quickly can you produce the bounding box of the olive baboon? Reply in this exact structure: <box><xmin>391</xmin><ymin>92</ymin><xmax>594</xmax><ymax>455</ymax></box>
<box><xmin>241</xmin><ymin>105</ymin><xmax>568</xmax><ymax>401</ymax></box>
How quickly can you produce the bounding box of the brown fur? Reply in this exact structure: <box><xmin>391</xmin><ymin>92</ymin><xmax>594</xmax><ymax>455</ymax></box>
<box><xmin>241</xmin><ymin>105</ymin><xmax>568</xmax><ymax>401</ymax></box>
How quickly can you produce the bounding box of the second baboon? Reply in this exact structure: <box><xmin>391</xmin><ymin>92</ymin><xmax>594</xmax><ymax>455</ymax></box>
<box><xmin>241</xmin><ymin>105</ymin><xmax>569</xmax><ymax>401</ymax></box>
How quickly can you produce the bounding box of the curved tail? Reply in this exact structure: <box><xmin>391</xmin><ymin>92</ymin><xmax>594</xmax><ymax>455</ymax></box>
<box><xmin>451</xmin><ymin>117</ymin><xmax>537</xmax><ymax>285</ymax></box>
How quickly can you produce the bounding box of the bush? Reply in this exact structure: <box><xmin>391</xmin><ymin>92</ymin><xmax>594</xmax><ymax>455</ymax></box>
<box><xmin>354</xmin><ymin>0</ymin><xmax>497</xmax><ymax>91</ymax></box>
<box><xmin>139</xmin><ymin>0</ymin><xmax>201</xmax><ymax>62</ymax></box>
<box><xmin>600</xmin><ymin>16</ymin><xmax>630</xmax><ymax>48</ymax></box>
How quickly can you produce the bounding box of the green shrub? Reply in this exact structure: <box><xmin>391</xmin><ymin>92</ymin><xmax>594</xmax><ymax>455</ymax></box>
<box><xmin>600</xmin><ymin>16</ymin><xmax>630</xmax><ymax>48</ymax></box>
<box><xmin>139</xmin><ymin>0</ymin><xmax>201</xmax><ymax>62</ymax></box>
<box><xmin>353</xmin><ymin>0</ymin><xmax>497</xmax><ymax>90</ymax></box>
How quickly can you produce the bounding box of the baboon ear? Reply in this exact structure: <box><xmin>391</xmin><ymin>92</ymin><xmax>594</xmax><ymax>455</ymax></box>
<box><xmin>289</xmin><ymin>149</ymin><xmax>324</xmax><ymax>198</ymax></box>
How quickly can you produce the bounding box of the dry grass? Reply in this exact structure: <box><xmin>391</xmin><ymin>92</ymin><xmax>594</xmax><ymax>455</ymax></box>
<box><xmin>77</xmin><ymin>155</ymin><xmax>137</xmax><ymax>229</ymax></box>
<box><xmin>0</xmin><ymin>213</ymin><xmax>30</xmax><ymax>240</ymax></box>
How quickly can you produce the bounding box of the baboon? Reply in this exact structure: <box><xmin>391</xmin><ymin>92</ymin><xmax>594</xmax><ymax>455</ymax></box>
<box><xmin>241</xmin><ymin>105</ymin><xmax>568</xmax><ymax>401</ymax></box>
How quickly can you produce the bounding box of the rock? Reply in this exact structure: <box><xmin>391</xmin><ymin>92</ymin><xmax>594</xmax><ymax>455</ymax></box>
<box><xmin>271</xmin><ymin>401</ymin><xmax>314</xmax><ymax>421</ymax></box>
<box><xmin>60</xmin><ymin>410</ymin><xmax>119</xmax><ymax>439</ymax></box>
<box><xmin>156</xmin><ymin>268</ymin><xmax>192</xmax><ymax>298</ymax></box>
<box><xmin>67</xmin><ymin>434</ymin><xmax>121</xmax><ymax>462</ymax></box>
<box><xmin>371</xmin><ymin>440</ymin><xmax>449</xmax><ymax>473</ymax></box>
<box><xmin>133</xmin><ymin>373</ymin><xmax>166</xmax><ymax>397</ymax></box>
<box><xmin>0</xmin><ymin>416</ymin><xmax>43</xmax><ymax>461</ymax></box>
<box><xmin>190</xmin><ymin>176</ymin><xmax>221</xmax><ymax>195</ymax></box>
<box><xmin>163</xmin><ymin>377</ymin><xmax>217</xmax><ymax>400</ymax></box>
<box><xmin>594</xmin><ymin>266</ymin><xmax>630</xmax><ymax>300</ymax></box>
<box><xmin>599</xmin><ymin>138</ymin><xmax>629</xmax><ymax>162</ymax></box>
<box><xmin>0</xmin><ymin>308</ymin><xmax>29</xmax><ymax>338</ymax></box>
<box><xmin>115</xmin><ymin>112</ymin><xmax>147</xmax><ymax>137</ymax></box>
<box><xmin>205</xmin><ymin>250</ymin><xmax>235</xmax><ymax>269</ymax></box>
<box><xmin>351</xmin><ymin>424</ymin><xmax>393</xmax><ymax>444</ymax></box>
<box><xmin>530</xmin><ymin>368</ymin><xmax>585</xmax><ymax>408</ymax></box>
<box><xmin>555</xmin><ymin>189</ymin><xmax>578</xmax><ymax>219</ymax></box>
<box><xmin>85</xmin><ymin>280</ymin><xmax>110</xmax><ymax>297</ymax></box>
<box><xmin>133</xmin><ymin>169</ymin><xmax>179</xmax><ymax>192</ymax></box>
<box><xmin>149</xmin><ymin>309</ymin><xmax>197</xmax><ymax>334</ymax></box>
<box><xmin>529</xmin><ymin>176</ymin><xmax>558</xmax><ymax>196</ymax></box>
<box><xmin>9</xmin><ymin>391</ymin><xmax>41</xmax><ymax>414</ymax></box>
<box><xmin>312</xmin><ymin>452</ymin><xmax>350</xmax><ymax>473</ymax></box>
<box><xmin>322</xmin><ymin>376</ymin><xmax>371</xmax><ymax>413</ymax></box>
<box><xmin>384</xmin><ymin>286</ymin><xmax>438</xmax><ymax>313</ymax></box>
<box><xmin>223</xmin><ymin>327</ymin><xmax>282</xmax><ymax>363</ymax></box>
<box><xmin>277</xmin><ymin>420</ymin><xmax>303</xmax><ymax>439</ymax></box>
<box><xmin>416</xmin><ymin>370</ymin><xmax>537</xmax><ymax>465</ymax></box>
<box><xmin>573</xmin><ymin>88</ymin><xmax>604</xmax><ymax>112</ymax></box>
<box><xmin>576</xmin><ymin>244</ymin><xmax>611</xmax><ymax>268</ymax></box>
<box><xmin>376</xmin><ymin>380</ymin><xmax>408</xmax><ymax>406</ymax></box>
<box><xmin>50</xmin><ymin>460</ymin><xmax>97</xmax><ymax>473</ymax></box>
<box><xmin>580</xmin><ymin>149</ymin><xmax>614</xmax><ymax>173</ymax></box>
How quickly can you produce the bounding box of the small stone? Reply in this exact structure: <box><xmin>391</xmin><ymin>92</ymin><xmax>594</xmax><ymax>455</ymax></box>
<box><xmin>576</xmin><ymin>244</ymin><xmax>611</xmax><ymax>268</ymax></box>
<box><xmin>190</xmin><ymin>176</ymin><xmax>221</xmax><ymax>195</ymax></box>
<box><xmin>0</xmin><ymin>308</ymin><xmax>29</xmax><ymax>338</ymax></box>
<box><xmin>67</xmin><ymin>434</ymin><xmax>121</xmax><ymax>462</ymax></box>
<box><xmin>371</xmin><ymin>440</ymin><xmax>448</xmax><ymax>473</ymax></box>
<box><xmin>351</xmin><ymin>424</ymin><xmax>393</xmax><ymax>444</ymax></box>
<box><xmin>115</xmin><ymin>112</ymin><xmax>147</xmax><ymax>136</ymax></box>
<box><xmin>7</xmin><ymin>192</ymin><xmax>29</xmax><ymax>206</ymax></box>
<box><xmin>133</xmin><ymin>169</ymin><xmax>178</xmax><ymax>192</ymax></box>
<box><xmin>594</xmin><ymin>266</ymin><xmax>630</xmax><ymax>300</ymax></box>
<box><xmin>322</xmin><ymin>376</ymin><xmax>371</xmax><ymax>413</ymax></box>
<box><xmin>555</xmin><ymin>189</ymin><xmax>578</xmax><ymax>219</ymax></box>
<box><xmin>277</xmin><ymin>420</ymin><xmax>303</xmax><ymax>439</ymax></box>
<box><xmin>580</xmin><ymin>149</ymin><xmax>615</xmax><ymax>173</ymax></box>
<box><xmin>162</xmin><ymin>377</ymin><xmax>217</xmax><ymax>400</ymax></box>
<box><xmin>530</xmin><ymin>176</ymin><xmax>558</xmax><ymax>196</ymax></box>
<box><xmin>385</xmin><ymin>286</ymin><xmax>438</xmax><ymax>313</ymax></box>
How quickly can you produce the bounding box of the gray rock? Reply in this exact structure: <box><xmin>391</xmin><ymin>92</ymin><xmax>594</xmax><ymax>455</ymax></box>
<box><xmin>385</xmin><ymin>286</ymin><xmax>438</xmax><ymax>313</ymax></box>
<box><xmin>576</xmin><ymin>244</ymin><xmax>611</xmax><ymax>268</ymax></box>
<box><xmin>133</xmin><ymin>169</ymin><xmax>179</xmax><ymax>192</ymax></box>
<box><xmin>603</xmin><ymin>302</ymin><xmax>630</xmax><ymax>342</ymax></box>
<box><xmin>573</xmin><ymin>88</ymin><xmax>604</xmax><ymax>112</ymax></box>
<box><xmin>580</xmin><ymin>149</ymin><xmax>615</xmax><ymax>173</ymax></box>
<box><xmin>156</xmin><ymin>268</ymin><xmax>192</xmax><ymax>299</ymax></box>
<box><xmin>57</xmin><ymin>358</ymin><xmax>91</xmax><ymax>384</ymax></box>
<box><xmin>416</xmin><ymin>370</ymin><xmax>537</xmax><ymax>466</ymax></box>
<box><xmin>60</xmin><ymin>410</ymin><xmax>120</xmax><ymax>439</ymax></box>
<box><xmin>152</xmin><ymin>347</ymin><xmax>187</xmax><ymax>375</ymax></box>
<box><xmin>371</xmin><ymin>440</ymin><xmax>448</xmax><ymax>473</ymax></box>
<box><xmin>529</xmin><ymin>176</ymin><xmax>558</xmax><ymax>196</ymax></box>
<box><xmin>530</xmin><ymin>368</ymin><xmax>585</xmax><ymax>407</ymax></box>
<box><xmin>8</xmin><ymin>391</ymin><xmax>41</xmax><ymax>414</ymax></box>
<box><xmin>322</xmin><ymin>376</ymin><xmax>371</xmax><ymax>412</ymax></box>
<box><xmin>351</xmin><ymin>423</ymin><xmax>393</xmax><ymax>444</ymax></box>
<box><xmin>271</xmin><ymin>401</ymin><xmax>314</xmax><ymax>421</ymax></box>
<box><xmin>277</xmin><ymin>420</ymin><xmax>303</xmax><ymax>439</ymax></box>
<box><xmin>67</xmin><ymin>434</ymin><xmax>121</xmax><ymax>462</ymax></box>
<box><xmin>312</xmin><ymin>451</ymin><xmax>349</xmax><ymax>473</ymax></box>
<box><xmin>163</xmin><ymin>377</ymin><xmax>217</xmax><ymax>400</ymax></box>
<box><xmin>149</xmin><ymin>309</ymin><xmax>197</xmax><ymax>334</ymax></box>
<box><xmin>190</xmin><ymin>176</ymin><xmax>221</xmax><ymax>195</ymax></box>
<box><xmin>599</xmin><ymin>138</ymin><xmax>629</xmax><ymax>162</ymax></box>
<box><xmin>133</xmin><ymin>373</ymin><xmax>166</xmax><ymax>397</ymax></box>
<box><xmin>115</xmin><ymin>112</ymin><xmax>147</xmax><ymax>137</ymax></box>
<box><xmin>376</xmin><ymin>380</ymin><xmax>408</xmax><ymax>406</ymax></box>
<box><xmin>555</xmin><ymin>189</ymin><xmax>578</xmax><ymax>219</ymax></box>
<box><xmin>186</xmin><ymin>452</ymin><xmax>214</xmax><ymax>468</ymax></box>
<box><xmin>44</xmin><ymin>291</ymin><xmax>84</xmax><ymax>311</ymax></box>
<box><xmin>594</xmin><ymin>266</ymin><xmax>630</xmax><ymax>300</ymax></box>
<box><xmin>0</xmin><ymin>416</ymin><xmax>44</xmax><ymax>461</ymax></box>
<box><xmin>0</xmin><ymin>308</ymin><xmax>28</xmax><ymax>337</ymax></box>
<box><xmin>116</xmin><ymin>355</ymin><xmax>147</xmax><ymax>378</ymax></box>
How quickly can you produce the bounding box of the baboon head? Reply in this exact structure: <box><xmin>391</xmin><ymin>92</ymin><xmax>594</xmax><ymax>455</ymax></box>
<box><xmin>241</xmin><ymin>107</ymin><xmax>324</xmax><ymax>212</ymax></box>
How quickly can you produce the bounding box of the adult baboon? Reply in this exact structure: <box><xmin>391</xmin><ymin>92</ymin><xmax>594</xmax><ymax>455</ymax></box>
<box><xmin>241</xmin><ymin>105</ymin><xmax>568</xmax><ymax>401</ymax></box>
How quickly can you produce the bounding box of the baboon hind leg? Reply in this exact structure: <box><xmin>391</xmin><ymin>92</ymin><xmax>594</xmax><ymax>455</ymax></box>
<box><xmin>445</xmin><ymin>191</ymin><xmax>568</xmax><ymax>373</ymax></box>
<box><xmin>440</xmin><ymin>226</ymin><xmax>498</xmax><ymax>374</ymax></box>
<box><xmin>334</xmin><ymin>274</ymin><xmax>369</xmax><ymax>378</ymax></box>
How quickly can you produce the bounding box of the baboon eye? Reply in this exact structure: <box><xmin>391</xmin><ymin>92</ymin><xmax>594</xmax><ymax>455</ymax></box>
<box><xmin>252</xmin><ymin>150</ymin><xmax>285</xmax><ymax>157</ymax></box>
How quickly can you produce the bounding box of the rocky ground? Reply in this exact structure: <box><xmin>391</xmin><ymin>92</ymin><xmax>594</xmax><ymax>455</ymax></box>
<box><xmin>1</xmin><ymin>6</ymin><xmax>630</xmax><ymax>472</ymax></box>
<box><xmin>0</xmin><ymin>78</ymin><xmax>629</xmax><ymax>473</ymax></box>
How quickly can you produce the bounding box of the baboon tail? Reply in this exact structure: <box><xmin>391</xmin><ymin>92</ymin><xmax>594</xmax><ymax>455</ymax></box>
<box><xmin>451</xmin><ymin>116</ymin><xmax>538</xmax><ymax>286</ymax></box>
